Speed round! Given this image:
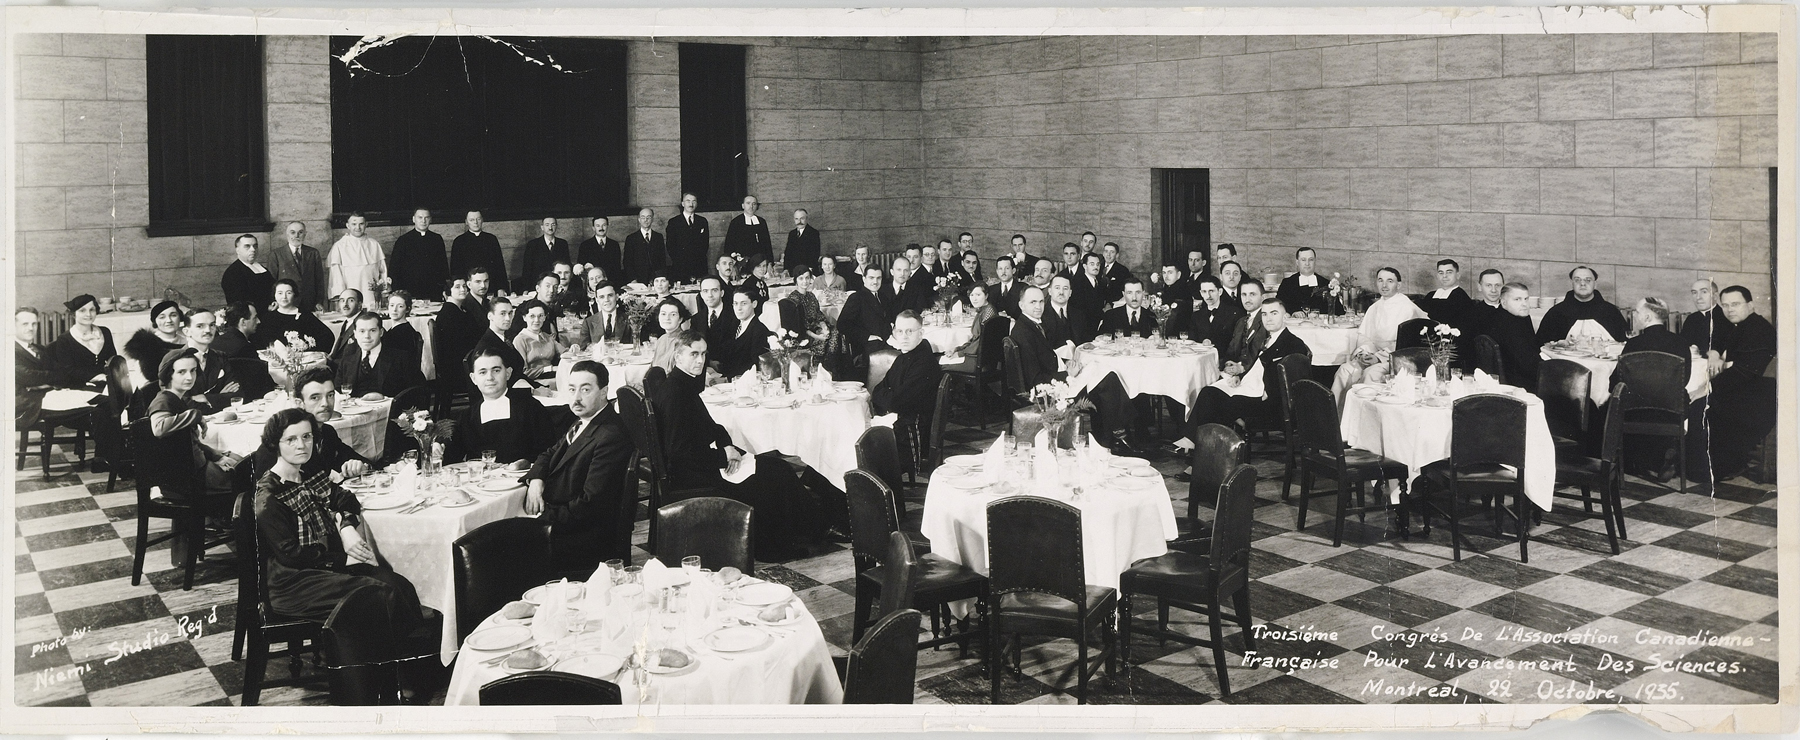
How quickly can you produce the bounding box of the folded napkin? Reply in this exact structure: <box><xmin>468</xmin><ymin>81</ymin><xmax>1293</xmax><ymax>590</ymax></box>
<box><xmin>641</xmin><ymin>559</ymin><xmax>674</xmax><ymax>590</ymax></box>
<box><xmin>1390</xmin><ymin>373</ymin><xmax>1418</xmax><ymax>403</ymax></box>
<box><xmin>1471</xmin><ymin>368</ymin><xmax>1495</xmax><ymax>390</ymax></box>
<box><xmin>983</xmin><ymin>434</ymin><xmax>1007</xmax><ymax>484</ymax></box>
<box><xmin>722</xmin><ymin>451</ymin><xmax>757</xmax><ymax>484</ymax></box>
<box><xmin>587</xmin><ymin>560</ymin><xmax>614</xmax><ymax>590</ymax></box>
<box><xmin>41</xmin><ymin>389</ymin><xmax>101</xmax><ymax>412</ymax></box>
<box><xmin>869</xmin><ymin>413</ymin><xmax>897</xmax><ymax>428</ymax></box>
<box><xmin>1034</xmin><ymin>427</ymin><xmax>1050</xmax><ymax>450</ymax></box>
<box><xmin>817</xmin><ymin>367</ymin><xmax>833</xmax><ymax>385</ymax></box>
<box><xmin>532</xmin><ymin>578</ymin><xmax>569</xmax><ymax>645</ymax></box>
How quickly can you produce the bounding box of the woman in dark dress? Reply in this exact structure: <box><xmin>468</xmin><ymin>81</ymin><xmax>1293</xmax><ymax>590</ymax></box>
<box><xmin>443</xmin><ymin>347</ymin><xmax>558</xmax><ymax>465</ymax></box>
<box><xmin>254</xmin><ymin>407</ymin><xmax>429</xmax><ymax>633</ymax></box>
<box><xmin>778</xmin><ymin>268</ymin><xmax>832</xmax><ymax>347</ymax></box>
<box><xmin>221</xmin><ymin>235</ymin><xmax>276</xmax><ymax>308</ymax></box>
<box><xmin>381</xmin><ymin>291</ymin><xmax>424</xmax><ymax>362</ymax></box>
<box><xmin>645</xmin><ymin>330</ymin><xmax>820</xmax><ymax>559</ymax></box>
<box><xmin>47</xmin><ymin>294</ymin><xmax>116</xmax><ymax>388</ymax></box>
<box><xmin>146</xmin><ymin>348</ymin><xmax>243</xmax><ymax>500</ymax></box>
<box><xmin>124</xmin><ymin>300</ymin><xmax>187</xmax><ymax>386</ymax></box>
<box><xmin>259</xmin><ymin>279</ymin><xmax>335</xmax><ymax>352</ymax></box>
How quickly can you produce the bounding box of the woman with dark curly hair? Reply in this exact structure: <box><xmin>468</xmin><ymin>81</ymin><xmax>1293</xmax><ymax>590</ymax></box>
<box><xmin>124</xmin><ymin>300</ymin><xmax>186</xmax><ymax>385</ymax></box>
<box><xmin>146</xmin><ymin>347</ymin><xmax>243</xmax><ymax>500</ymax></box>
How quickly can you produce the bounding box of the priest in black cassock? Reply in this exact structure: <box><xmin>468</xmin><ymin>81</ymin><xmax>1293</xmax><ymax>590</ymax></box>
<box><xmin>1275</xmin><ymin>247</ymin><xmax>1344</xmax><ymax>315</ymax></box>
<box><xmin>1679</xmin><ymin>278</ymin><xmax>1730</xmax><ymax>354</ymax></box>
<box><xmin>388</xmin><ymin>209</ymin><xmax>448</xmax><ymax>299</ymax></box>
<box><xmin>1535</xmin><ymin>266</ymin><xmax>1629</xmax><ymax>344</ymax></box>
<box><xmin>1707</xmin><ymin>286</ymin><xmax>1776</xmax><ymax>482</ymax></box>
<box><xmin>1485</xmin><ymin>283</ymin><xmax>1542</xmax><ymax>393</ymax></box>
<box><xmin>1415</xmin><ymin>259</ymin><xmax>1475</xmax><ymax>327</ymax></box>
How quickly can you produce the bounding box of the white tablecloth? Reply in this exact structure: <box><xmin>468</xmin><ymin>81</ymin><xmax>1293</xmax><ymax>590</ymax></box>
<box><xmin>1287</xmin><ymin>323</ymin><xmax>1363</xmax><ymax>366</ymax></box>
<box><xmin>361</xmin><ymin>480</ymin><xmax>527</xmax><ymax>663</ymax></box>
<box><xmin>1340</xmin><ymin>386</ymin><xmax>1556</xmax><ymax>511</ymax></box>
<box><xmin>200</xmin><ymin>396</ymin><xmax>391</xmax><ymax>459</ymax></box>
<box><xmin>704</xmin><ymin>392</ymin><xmax>870</xmax><ymax>489</ymax></box>
<box><xmin>547</xmin><ymin>354</ymin><xmax>655</xmax><ymax>400</ymax></box>
<box><xmin>324</xmin><ymin>312</ymin><xmax>439</xmax><ymax>381</ymax></box>
<box><xmin>1073</xmin><ymin>343</ymin><xmax>1219</xmax><ymax>408</ymax></box>
<box><xmin>922</xmin><ymin>323</ymin><xmax>973</xmax><ymax>354</ymax></box>
<box><xmin>92</xmin><ymin>309</ymin><xmax>151</xmax><ymax>338</ymax></box>
<box><xmin>919</xmin><ymin>472</ymin><xmax>1179</xmax><ymax>593</ymax></box>
<box><xmin>444</xmin><ymin>575</ymin><xmax>842</xmax><ymax>705</ymax></box>
<box><xmin>1539</xmin><ymin>346</ymin><xmax>1710</xmax><ymax>405</ymax></box>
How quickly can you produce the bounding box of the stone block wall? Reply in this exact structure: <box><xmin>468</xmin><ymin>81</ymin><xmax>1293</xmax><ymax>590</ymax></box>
<box><xmin>14</xmin><ymin>35</ymin><xmax>924</xmax><ymax>312</ymax></box>
<box><xmin>916</xmin><ymin>34</ymin><xmax>1776</xmax><ymax>308</ymax></box>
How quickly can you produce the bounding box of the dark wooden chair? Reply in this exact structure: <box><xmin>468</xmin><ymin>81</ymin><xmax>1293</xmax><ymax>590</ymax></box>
<box><xmin>846</xmin><ymin>470</ymin><xmax>986</xmax><ymax>649</ymax></box>
<box><xmin>617</xmin><ymin>385</ymin><xmax>715</xmax><ymax>552</ymax></box>
<box><xmin>867</xmin><ymin>347</ymin><xmax>900</xmax><ymax>391</ymax></box>
<box><xmin>1389</xmin><ymin>347</ymin><xmax>1432</xmax><ymax>376</ymax></box>
<box><xmin>1614</xmin><ymin>351</ymin><xmax>1691</xmax><ymax>493</ymax></box>
<box><xmin>653</xmin><ymin>496</ymin><xmax>754</xmax><ymax>574</ymax></box>
<box><xmin>1271</xmin><ymin>353</ymin><xmax>1311</xmax><ymax>501</ymax></box>
<box><xmin>943</xmin><ymin>315</ymin><xmax>1012</xmax><ymax>430</ymax></box>
<box><xmin>1471</xmin><ymin>335</ymin><xmax>1506</xmax><ymax>384</ymax></box>
<box><xmin>1184</xmin><ymin>423</ymin><xmax>1247</xmax><ymax>530</ymax></box>
<box><xmin>926</xmin><ymin>374</ymin><xmax>956</xmax><ymax>470</ymax></box>
<box><xmin>1000</xmin><ymin>337</ymin><xmax>1029</xmax><ymax>406</ymax></box>
<box><xmin>234</xmin><ymin>484</ymin><xmax>325</xmax><ymax>705</ymax></box>
<box><xmin>452</xmin><ymin>518</ymin><xmax>555</xmax><ymax>642</ymax></box>
<box><xmin>129</xmin><ymin>418</ymin><xmax>235</xmax><ymax>590</ymax></box>
<box><xmin>90</xmin><ymin>358</ymin><xmax>134</xmax><ymax>491</ymax></box>
<box><xmin>986</xmin><ymin>496</ymin><xmax>1116</xmax><ymax>704</ymax></box>
<box><xmin>1120</xmin><ymin>463</ymin><xmax>1259</xmax><ymax>696</ymax></box>
<box><xmin>1408</xmin><ymin>393</ymin><xmax>1531</xmax><ymax>562</ymax></box>
<box><xmin>1395</xmin><ymin>318</ymin><xmax>1436</xmax><ymax>351</ymax></box>
<box><xmin>1290</xmin><ymin>380</ymin><xmax>1411</xmax><ymax>546</ymax></box>
<box><xmin>1554</xmin><ymin>382</ymin><xmax>1627</xmax><ymax>554</ymax></box>
<box><xmin>842</xmin><ymin>608</ymin><xmax>924</xmax><ymax>705</ymax></box>
<box><xmin>480</xmin><ymin>671</ymin><xmax>623</xmax><ymax>705</ymax></box>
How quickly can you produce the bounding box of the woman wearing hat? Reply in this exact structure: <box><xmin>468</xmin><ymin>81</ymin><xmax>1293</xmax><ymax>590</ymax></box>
<box><xmin>124</xmin><ymin>300</ymin><xmax>187</xmax><ymax>386</ymax></box>
<box><xmin>47</xmin><ymin>294</ymin><xmax>117</xmax><ymax>388</ymax></box>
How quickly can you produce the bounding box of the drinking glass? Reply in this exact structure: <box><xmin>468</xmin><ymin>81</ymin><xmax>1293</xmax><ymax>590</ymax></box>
<box><xmin>481</xmin><ymin>449</ymin><xmax>498</xmax><ymax>472</ymax></box>
<box><xmin>623</xmin><ymin>565</ymin><xmax>643</xmax><ymax>586</ymax></box>
<box><xmin>605</xmin><ymin>559</ymin><xmax>626</xmax><ymax>584</ymax></box>
<box><xmin>1177</xmin><ymin>332</ymin><xmax>1189</xmax><ymax>342</ymax></box>
<box><xmin>681</xmin><ymin>555</ymin><xmax>701</xmax><ymax>576</ymax></box>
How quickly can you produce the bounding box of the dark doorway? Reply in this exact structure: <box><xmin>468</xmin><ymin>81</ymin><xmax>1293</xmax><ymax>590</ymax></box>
<box><xmin>1155</xmin><ymin>169</ymin><xmax>1210</xmax><ymax>269</ymax></box>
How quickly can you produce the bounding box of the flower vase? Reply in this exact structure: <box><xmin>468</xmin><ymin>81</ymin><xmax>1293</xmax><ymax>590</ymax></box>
<box><xmin>1431</xmin><ymin>357</ymin><xmax>1451</xmax><ymax>389</ymax></box>
<box><xmin>417</xmin><ymin>439</ymin><xmax>440</xmax><ymax>474</ymax></box>
<box><xmin>1042</xmin><ymin>418</ymin><xmax>1067</xmax><ymax>451</ymax></box>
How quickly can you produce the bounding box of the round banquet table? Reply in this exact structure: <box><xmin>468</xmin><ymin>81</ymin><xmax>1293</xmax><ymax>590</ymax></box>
<box><xmin>1339</xmin><ymin>384</ymin><xmax>1556</xmax><ymax>511</ymax></box>
<box><xmin>1073</xmin><ymin>340</ymin><xmax>1219</xmax><ymax>408</ymax></box>
<box><xmin>1286</xmin><ymin>318</ymin><xmax>1363</xmax><ymax>366</ymax></box>
<box><xmin>545</xmin><ymin>350</ymin><xmax>655</xmax><ymax>400</ymax></box>
<box><xmin>199</xmin><ymin>394</ymin><xmax>391</xmax><ymax>459</ymax></box>
<box><xmin>355</xmin><ymin>467</ymin><xmax>528</xmax><ymax>663</ymax></box>
<box><xmin>702</xmin><ymin>387</ymin><xmax>871</xmax><ymax>489</ymax></box>
<box><xmin>444</xmin><ymin>573</ymin><xmax>842</xmax><ymax>705</ymax></box>
<box><xmin>919</xmin><ymin>459</ymin><xmax>1179</xmax><ymax>594</ymax></box>
<box><xmin>1539</xmin><ymin>344</ymin><xmax>1711</xmax><ymax>405</ymax></box>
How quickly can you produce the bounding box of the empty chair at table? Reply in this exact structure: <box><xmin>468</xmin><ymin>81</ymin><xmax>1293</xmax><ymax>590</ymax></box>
<box><xmin>453</xmin><ymin>518</ymin><xmax>555</xmax><ymax>642</ymax></box>
<box><xmin>1553</xmin><ymin>382</ymin><xmax>1628</xmax><ymax>554</ymax></box>
<box><xmin>1405</xmin><ymin>393</ymin><xmax>1532</xmax><ymax>562</ymax></box>
<box><xmin>841</xmin><ymin>608</ymin><xmax>923</xmax><ymax>705</ymax></box>
<box><xmin>654</xmin><ymin>496</ymin><xmax>754</xmax><ymax>573</ymax></box>
<box><xmin>1289</xmin><ymin>380</ymin><xmax>1411</xmax><ymax>546</ymax></box>
<box><xmin>986</xmin><ymin>495</ymin><xmax>1116</xmax><ymax>704</ymax></box>
<box><xmin>1119</xmin><ymin>463</ymin><xmax>1259</xmax><ymax>696</ymax></box>
<box><xmin>481</xmin><ymin>671</ymin><xmax>622</xmax><ymax>705</ymax></box>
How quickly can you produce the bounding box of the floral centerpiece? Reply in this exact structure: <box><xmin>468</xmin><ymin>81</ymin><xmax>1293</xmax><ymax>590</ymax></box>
<box><xmin>257</xmin><ymin>331</ymin><xmax>328</xmax><ymax>395</ymax></box>
<box><xmin>1029</xmin><ymin>380</ymin><xmax>1093</xmax><ymax>449</ymax></box>
<box><xmin>621</xmin><ymin>294</ymin><xmax>653</xmax><ymax>345</ymax></box>
<box><xmin>1422</xmin><ymin>323</ymin><xmax>1461</xmax><ymax>383</ymax></box>
<box><xmin>759</xmin><ymin>329</ymin><xmax>816</xmax><ymax>392</ymax></box>
<box><xmin>393</xmin><ymin>407</ymin><xmax>454</xmax><ymax>473</ymax></box>
<box><xmin>1148</xmin><ymin>295</ymin><xmax>1174</xmax><ymax>336</ymax></box>
<box><xmin>933</xmin><ymin>271</ymin><xmax>965</xmax><ymax>311</ymax></box>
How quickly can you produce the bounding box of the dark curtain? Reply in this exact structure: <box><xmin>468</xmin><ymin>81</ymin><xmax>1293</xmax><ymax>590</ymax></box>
<box><xmin>146</xmin><ymin>36</ymin><xmax>269</xmax><ymax>236</ymax></box>
<box><xmin>329</xmin><ymin>36</ymin><xmax>628</xmax><ymax>226</ymax></box>
<box><xmin>678</xmin><ymin>43</ymin><xmax>748</xmax><ymax>212</ymax></box>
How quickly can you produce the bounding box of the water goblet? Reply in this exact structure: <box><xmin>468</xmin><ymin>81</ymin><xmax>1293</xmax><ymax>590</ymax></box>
<box><xmin>481</xmin><ymin>449</ymin><xmax>498</xmax><ymax>472</ymax></box>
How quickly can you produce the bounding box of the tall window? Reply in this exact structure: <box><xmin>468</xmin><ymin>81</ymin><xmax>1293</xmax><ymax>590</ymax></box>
<box><xmin>679</xmin><ymin>43</ymin><xmax>748</xmax><ymax>211</ymax></box>
<box><xmin>329</xmin><ymin>36</ymin><xmax>629</xmax><ymax>225</ymax></box>
<box><xmin>145</xmin><ymin>36</ymin><xmax>270</xmax><ymax>237</ymax></box>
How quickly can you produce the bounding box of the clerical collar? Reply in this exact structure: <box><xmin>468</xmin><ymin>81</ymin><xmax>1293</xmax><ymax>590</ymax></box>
<box><xmin>1296</xmin><ymin>274</ymin><xmax>1318</xmax><ymax>287</ymax></box>
<box><xmin>1433</xmin><ymin>287</ymin><xmax>1456</xmax><ymax>298</ymax></box>
<box><xmin>478</xmin><ymin>395</ymin><xmax>511</xmax><ymax>423</ymax></box>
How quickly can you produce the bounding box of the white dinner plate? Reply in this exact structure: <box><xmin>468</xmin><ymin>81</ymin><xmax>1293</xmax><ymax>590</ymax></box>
<box><xmin>441</xmin><ymin>495</ymin><xmax>480</xmax><ymax>508</ymax></box>
<box><xmin>759</xmin><ymin>398</ymin><xmax>796</xmax><ymax>409</ymax></box>
<box><xmin>358</xmin><ymin>494</ymin><xmax>413</xmax><ymax>511</ymax></box>
<box><xmin>1108</xmin><ymin>457</ymin><xmax>1150</xmax><ymax>469</ymax></box>
<box><xmin>732</xmin><ymin>397</ymin><xmax>759</xmax><ymax>408</ymax></box>
<box><xmin>476</xmin><ymin>477</ymin><xmax>520</xmax><ymax>493</ymax></box>
<box><xmin>523</xmin><ymin>581</ymin><xmax>585</xmax><ymax>605</ymax></box>
<box><xmin>826</xmin><ymin>392</ymin><xmax>861</xmax><ymax>402</ymax></box>
<box><xmin>465</xmin><ymin>624</ymin><xmax>532</xmax><ymax>652</ymax></box>
<box><xmin>1351</xmin><ymin>386</ymin><xmax>1381</xmax><ymax>399</ymax></box>
<box><xmin>555</xmin><ymin>653</ymin><xmax>625</xmax><ymax>679</ymax></box>
<box><xmin>705</xmin><ymin>626</ymin><xmax>772</xmax><ymax>653</ymax></box>
<box><xmin>753</xmin><ymin>602</ymin><xmax>803</xmax><ymax>627</ymax></box>
<box><xmin>1109</xmin><ymin>476</ymin><xmax>1162</xmax><ymax>491</ymax></box>
<box><xmin>832</xmin><ymin>382</ymin><xmax>864</xmax><ymax>391</ymax></box>
<box><xmin>944</xmin><ymin>455</ymin><xmax>985</xmax><ymax>471</ymax></box>
<box><xmin>643</xmin><ymin>650</ymin><xmax>700</xmax><ymax>674</ymax></box>
<box><xmin>734</xmin><ymin>582</ymin><xmax>794</xmax><ymax>607</ymax></box>
<box><xmin>1126</xmin><ymin>466</ymin><xmax>1159</xmax><ymax>478</ymax></box>
<box><xmin>705</xmin><ymin>396</ymin><xmax>732</xmax><ymax>406</ymax></box>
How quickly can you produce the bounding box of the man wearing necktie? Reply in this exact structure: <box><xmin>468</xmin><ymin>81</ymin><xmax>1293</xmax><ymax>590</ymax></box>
<box><xmin>15</xmin><ymin>307</ymin><xmax>60</xmax><ymax>431</ymax></box>
<box><xmin>623</xmin><ymin>207</ymin><xmax>667</xmax><ymax>285</ymax></box>
<box><xmin>783</xmin><ymin>208</ymin><xmax>821</xmax><ymax>275</ymax></box>
<box><xmin>516</xmin><ymin>217</ymin><xmax>571</xmax><ymax>293</ymax></box>
<box><xmin>1099</xmin><ymin>280</ymin><xmax>1159</xmax><ymax>337</ymax></box>
<box><xmin>665</xmin><ymin>193</ymin><xmax>711</xmax><ymax>283</ymax></box>
<box><xmin>523</xmin><ymin>361</ymin><xmax>636</xmax><ymax>579</ymax></box>
<box><xmin>578</xmin><ymin>283</ymin><xmax>634</xmax><ymax>346</ymax></box>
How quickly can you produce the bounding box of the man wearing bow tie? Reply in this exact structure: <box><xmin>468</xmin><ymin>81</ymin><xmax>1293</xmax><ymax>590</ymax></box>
<box><xmin>524</xmin><ymin>361</ymin><xmax>636</xmax><ymax>578</ymax></box>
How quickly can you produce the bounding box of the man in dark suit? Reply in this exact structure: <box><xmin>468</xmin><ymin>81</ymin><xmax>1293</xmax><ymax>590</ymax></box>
<box><xmin>709</xmin><ymin>291</ymin><xmax>772</xmax><ymax>379</ymax></box>
<box><xmin>1415</xmin><ymin>258</ymin><xmax>1476</xmax><ymax>328</ymax></box>
<box><xmin>450</xmin><ymin>211</ymin><xmax>507</xmax><ymax>296</ymax></box>
<box><xmin>1708</xmin><ymin>285</ymin><xmax>1776</xmax><ymax>482</ymax></box>
<box><xmin>1276</xmin><ymin>247</ymin><xmax>1343</xmax><ymax>315</ymax></box>
<box><xmin>1006</xmin><ymin>234</ymin><xmax>1042</xmax><ymax>275</ymax></box>
<box><xmin>1184</xmin><ymin>295</ymin><xmax>1311</xmax><ymax>440</ymax></box>
<box><xmin>1009</xmin><ymin>286</ymin><xmax>1140</xmax><ymax>453</ymax></box>
<box><xmin>692</xmin><ymin>277</ymin><xmax>736</xmax><ymax>346</ymax></box>
<box><xmin>577</xmin><ymin>283</ymin><xmax>633</xmax><ymax>346</ymax></box>
<box><xmin>577</xmin><ymin>215</ymin><xmax>624</xmax><ymax>287</ymax></box>
<box><xmin>1485</xmin><ymin>283</ymin><xmax>1543</xmax><ymax>393</ymax></box>
<box><xmin>460</xmin><ymin>267</ymin><xmax>495</xmax><ymax>320</ymax></box>
<box><xmin>783</xmin><ymin>209</ymin><xmax>822</xmax><ymax>275</ymax></box>
<box><xmin>15</xmin><ymin>308</ymin><xmax>61</xmax><ymax>429</ymax></box>
<box><xmin>1679</xmin><ymin>278</ymin><xmax>1730</xmax><ymax>354</ymax></box>
<box><xmin>665</xmin><ymin>193</ymin><xmax>711</xmax><ymax>282</ymax></box>
<box><xmin>472</xmin><ymin>298</ymin><xmax>527</xmax><ymax>382</ymax></box>
<box><xmin>880</xmin><ymin>257</ymin><xmax>933</xmax><ymax>321</ymax></box>
<box><xmin>251</xmin><ymin>365</ymin><xmax>371</xmax><ymax>479</ymax></box>
<box><xmin>1611</xmin><ymin>297</ymin><xmax>1708</xmax><ymax>485</ymax></box>
<box><xmin>180</xmin><ymin>308</ymin><xmax>240</xmax><ymax>410</ymax></box>
<box><xmin>990</xmin><ymin>256</ymin><xmax>1026</xmax><ymax>319</ymax></box>
<box><xmin>270</xmin><ymin>221</ymin><xmax>327</xmax><ymax>311</ymax></box>
<box><xmin>1225</xmin><ymin>280</ymin><xmax>1266</xmax><ymax>360</ymax></box>
<box><xmin>1169</xmin><ymin>275</ymin><xmax>1242</xmax><ymax>348</ymax></box>
<box><xmin>835</xmin><ymin>266</ymin><xmax>892</xmax><ymax>375</ymax></box>
<box><xmin>1157</xmin><ymin>263</ymin><xmax>1193</xmax><ymax>304</ymax></box>
<box><xmin>1099</xmin><ymin>280</ymin><xmax>1159</xmax><ymax>338</ymax></box>
<box><xmin>333</xmin><ymin>312</ymin><xmax>425</xmax><ymax>398</ymax></box>
<box><xmin>388</xmin><ymin>209</ymin><xmax>448</xmax><ymax>300</ymax></box>
<box><xmin>524</xmin><ymin>360</ymin><xmax>637</xmax><ymax>578</ymax></box>
<box><xmin>1099</xmin><ymin>242</ymin><xmax>1134</xmax><ymax>294</ymax></box>
<box><xmin>327</xmin><ymin>289</ymin><xmax>364</xmax><ymax>359</ymax></box>
<box><xmin>1043</xmin><ymin>275</ymin><xmax>1086</xmax><ymax>346</ymax></box>
<box><xmin>722</xmin><ymin>195</ymin><xmax>774</xmax><ymax>267</ymax></box>
<box><xmin>214</xmin><ymin>302</ymin><xmax>259</xmax><ymax>359</ymax></box>
<box><xmin>870</xmin><ymin>312</ymin><xmax>943</xmax><ymax>428</ymax></box>
<box><xmin>515</xmin><ymin>217</ymin><xmax>571</xmax><ymax>294</ymax></box>
<box><xmin>623</xmin><ymin>208</ymin><xmax>668</xmax><ymax>285</ymax></box>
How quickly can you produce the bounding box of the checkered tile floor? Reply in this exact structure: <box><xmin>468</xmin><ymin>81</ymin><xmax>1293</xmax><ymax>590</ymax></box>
<box><xmin>13</xmin><ymin>412</ymin><xmax>1778</xmax><ymax>707</ymax></box>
